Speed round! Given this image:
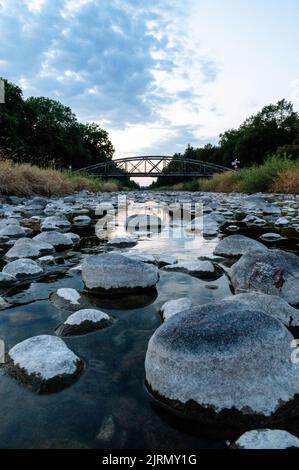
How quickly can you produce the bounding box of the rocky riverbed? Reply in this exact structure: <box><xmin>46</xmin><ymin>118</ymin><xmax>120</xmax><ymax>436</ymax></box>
<box><xmin>0</xmin><ymin>190</ymin><xmax>298</xmax><ymax>449</ymax></box>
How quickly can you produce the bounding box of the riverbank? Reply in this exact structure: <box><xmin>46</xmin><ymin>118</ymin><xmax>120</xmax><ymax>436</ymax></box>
<box><xmin>155</xmin><ymin>157</ymin><xmax>299</xmax><ymax>194</ymax></box>
<box><xmin>0</xmin><ymin>160</ymin><xmax>125</xmax><ymax>196</ymax></box>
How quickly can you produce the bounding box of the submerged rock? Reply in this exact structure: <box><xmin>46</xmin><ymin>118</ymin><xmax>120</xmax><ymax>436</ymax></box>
<box><xmin>234</xmin><ymin>429</ymin><xmax>299</xmax><ymax>449</ymax></box>
<box><xmin>55</xmin><ymin>309</ymin><xmax>112</xmax><ymax>336</ymax></box>
<box><xmin>260</xmin><ymin>233</ymin><xmax>285</xmax><ymax>242</ymax></box>
<box><xmin>5</xmin><ymin>238</ymin><xmax>54</xmax><ymax>261</ymax></box>
<box><xmin>145</xmin><ymin>301</ymin><xmax>299</xmax><ymax>429</ymax></box>
<box><xmin>160</xmin><ymin>298</ymin><xmax>192</xmax><ymax>322</ymax></box>
<box><xmin>214</xmin><ymin>235</ymin><xmax>266</xmax><ymax>258</ymax></box>
<box><xmin>34</xmin><ymin>231</ymin><xmax>74</xmax><ymax>251</ymax></box>
<box><xmin>82</xmin><ymin>252</ymin><xmax>158</xmax><ymax>294</ymax></box>
<box><xmin>3</xmin><ymin>258</ymin><xmax>43</xmax><ymax>280</ymax></box>
<box><xmin>3</xmin><ymin>335</ymin><xmax>83</xmax><ymax>393</ymax></box>
<box><xmin>230</xmin><ymin>249</ymin><xmax>299</xmax><ymax>305</ymax></box>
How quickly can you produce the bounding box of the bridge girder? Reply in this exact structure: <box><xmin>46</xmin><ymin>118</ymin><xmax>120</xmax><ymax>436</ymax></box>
<box><xmin>75</xmin><ymin>156</ymin><xmax>231</xmax><ymax>177</ymax></box>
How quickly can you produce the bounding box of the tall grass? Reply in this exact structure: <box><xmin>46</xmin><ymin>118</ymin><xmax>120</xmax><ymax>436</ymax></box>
<box><xmin>198</xmin><ymin>156</ymin><xmax>299</xmax><ymax>194</ymax></box>
<box><xmin>0</xmin><ymin>160</ymin><xmax>121</xmax><ymax>196</ymax></box>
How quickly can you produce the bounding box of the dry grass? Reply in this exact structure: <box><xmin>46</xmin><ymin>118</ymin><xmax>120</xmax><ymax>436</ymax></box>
<box><xmin>199</xmin><ymin>171</ymin><xmax>242</xmax><ymax>193</ymax></box>
<box><xmin>0</xmin><ymin>160</ymin><xmax>120</xmax><ymax>196</ymax></box>
<box><xmin>198</xmin><ymin>157</ymin><xmax>299</xmax><ymax>194</ymax></box>
<box><xmin>270</xmin><ymin>168</ymin><xmax>299</xmax><ymax>193</ymax></box>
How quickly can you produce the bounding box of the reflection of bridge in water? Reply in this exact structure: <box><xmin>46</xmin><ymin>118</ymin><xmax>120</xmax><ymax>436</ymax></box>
<box><xmin>76</xmin><ymin>156</ymin><xmax>231</xmax><ymax>178</ymax></box>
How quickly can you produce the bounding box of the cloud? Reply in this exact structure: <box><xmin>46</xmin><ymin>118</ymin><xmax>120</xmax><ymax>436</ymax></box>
<box><xmin>0</xmin><ymin>0</ymin><xmax>221</xmax><ymax>157</ymax></box>
<box><xmin>3</xmin><ymin>0</ymin><xmax>296</xmax><ymax>164</ymax></box>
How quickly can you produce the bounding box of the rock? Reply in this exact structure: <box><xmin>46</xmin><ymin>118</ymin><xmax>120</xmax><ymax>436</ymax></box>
<box><xmin>34</xmin><ymin>231</ymin><xmax>74</xmax><ymax>251</ymax></box>
<box><xmin>0</xmin><ymin>272</ymin><xmax>16</xmax><ymax>286</ymax></box>
<box><xmin>41</xmin><ymin>215</ymin><xmax>71</xmax><ymax>232</ymax></box>
<box><xmin>3</xmin><ymin>259</ymin><xmax>43</xmax><ymax>280</ymax></box>
<box><xmin>163</xmin><ymin>260</ymin><xmax>221</xmax><ymax>279</ymax></box>
<box><xmin>126</xmin><ymin>214</ymin><xmax>163</xmax><ymax>232</ymax></box>
<box><xmin>82</xmin><ymin>253</ymin><xmax>158</xmax><ymax>294</ymax></box>
<box><xmin>55</xmin><ymin>309</ymin><xmax>112</xmax><ymax>336</ymax></box>
<box><xmin>73</xmin><ymin>215</ymin><xmax>91</xmax><ymax>226</ymax></box>
<box><xmin>120</xmin><ymin>251</ymin><xmax>156</xmax><ymax>264</ymax></box>
<box><xmin>243</xmin><ymin>196</ymin><xmax>281</xmax><ymax>215</ymax></box>
<box><xmin>107</xmin><ymin>236</ymin><xmax>137</xmax><ymax>248</ymax></box>
<box><xmin>160</xmin><ymin>298</ymin><xmax>192</xmax><ymax>321</ymax></box>
<box><xmin>25</xmin><ymin>197</ymin><xmax>48</xmax><ymax>211</ymax></box>
<box><xmin>243</xmin><ymin>215</ymin><xmax>266</xmax><ymax>226</ymax></box>
<box><xmin>275</xmin><ymin>217</ymin><xmax>289</xmax><ymax>227</ymax></box>
<box><xmin>3</xmin><ymin>335</ymin><xmax>83</xmax><ymax>393</ymax></box>
<box><xmin>64</xmin><ymin>196</ymin><xmax>76</xmax><ymax>204</ymax></box>
<box><xmin>0</xmin><ymin>224</ymin><xmax>26</xmax><ymax>241</ymax></box>
<box><xmin>145</xmin><ymin>301</ymin><xmax>299</xmax><ymax>429</ymax></box>
<box><xmin>214</xmin><ymin>235</ymin><xmax>267</xmax><ymax>257</ymax></box>
<box><xmin>0</xmin><ymin>296</ymin><xmax>9</xmax><ymax>310</ymax></box>
<box><xmin>38</xmin><ymin>255</ymin><xmax>55</xmax><ymax>266</ymax></box>
<box><xmin>155</xmin><ymin>254</ymin><xmax>178</xmax><ymax>268</ymax></box>
<box><xmin>226</xmin><ymin>225</ymin><xmax>239</xmax><ymax>232</ymax></box>
<box><xmin>54</xmin><ymin>288</ymin><xmax>81</xmax><ymax>306</ymax></box>
<box><xmin>5</xmin><ymin>238</ymin><xmax>54</xmax><ymax>261</ymax></box>
<box><xmin>230</xmin><ymin>249</ymin><xmax>299</xmax><ymax>306</ymax></box>
<box><xmin>260</xmin><ymin>233</ymin><xmax>285</xmax><ymax>242</ymax></box>
<box><xmin>65</xmin><ymin>232</ymin><xmax>81</xmax><ymax>244</ymax></box>
<box><xmin>220</xmin><ymin>293</ymin><xmax>299</xmax><ymax>328</ymax></box>
<box><xmin>234</xmin><ymin>429</ymin><xmax>299</xmax><ymax>449</ymax></box>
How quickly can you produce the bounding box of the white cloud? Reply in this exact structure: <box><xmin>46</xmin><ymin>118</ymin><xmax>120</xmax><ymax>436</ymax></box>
<box><xmin>24</xmin><ymin>0</ymin><xmax>47</xmax><ymax>14</ymax></box>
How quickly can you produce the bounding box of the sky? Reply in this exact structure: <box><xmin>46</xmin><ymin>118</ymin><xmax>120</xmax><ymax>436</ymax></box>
<box><xmin>1</xmin><ymin>0</ymin><xmax>299</xmax><ymax>181</ymax></box>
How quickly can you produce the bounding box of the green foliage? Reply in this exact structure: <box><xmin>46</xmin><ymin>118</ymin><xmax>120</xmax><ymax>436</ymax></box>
<box><xmin>0</xmin><ymin>78</ymin><xmax>114</xmax><ymax>169</ymax></box>
<box><xmin>154</xmin><ymin>99</ymin><xmax>299</xmax><ymax>188</ymax></box>
<box><xmin>198</xmin><ymin>156</ymin><xmax>299</xmax><ymax>194</ymax></box>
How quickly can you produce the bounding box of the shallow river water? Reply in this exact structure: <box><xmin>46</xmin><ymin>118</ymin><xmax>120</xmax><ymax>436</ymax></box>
<box><xmin>0</xmin><ymin>192</ymin><xmax>298</xmax><ymax>449</ymax></box>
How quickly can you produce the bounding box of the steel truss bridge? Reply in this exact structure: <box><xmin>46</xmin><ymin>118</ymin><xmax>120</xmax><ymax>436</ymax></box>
<box><xmin>75</xmin><ymin>156</ymin><xmax>231</xmax><ymax>178</ymax></box>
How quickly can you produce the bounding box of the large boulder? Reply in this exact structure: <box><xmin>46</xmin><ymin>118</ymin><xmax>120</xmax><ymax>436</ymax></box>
<box><xmin>82</xmin><ymin>253</ymin><xmax>159</xmax><ymax>294</ymax></box>
<box><xmin>233</xmin><ymin>429</ymin><xmax>299</xmax><ymax>449</ymax></box>
<box><xmin>5</xmin><ymin>238</ymin><xmax>54</xmax><ymax>261</ymax></box>
<box><xmin>214</xmin><ymin>235</ymin><xmax>266</xmax><ymax>258</ymax></box>
<box><xmin>219</xmin><ymin>293</ymin><xmax>299</xmax><ymax>328</ymax></box>
<box><xmin>55</xmin><ymin>309</ymin><xmax>112</xmax><ymax>336</ymax></box>
<box><xmin>230</xmin><ymin>249</ymin><xmax>299</xmax><ymax>306</ymax></box>
<box><xmin>160</xmin><ymin>298</ymin><xmax>192</xmax><ymax>322</ymax></box>
<box><xmin>145</xmin><ymin>301</ymin><xmax>299</xmax><ymax>430</ymax></box>
<box><xmin>34</xmin><ymin>231</ymin><xmax>73</xmax><ymax>251</ymax></box>
<box><xmin>3</xmin><ymin>259</ymin><xmax>43</xmax><ymax>280</ymax></box>
<box><xmin>2</xmin><ymin>335</ymin><xmax>83</xmax><ymax>393</ymax></box>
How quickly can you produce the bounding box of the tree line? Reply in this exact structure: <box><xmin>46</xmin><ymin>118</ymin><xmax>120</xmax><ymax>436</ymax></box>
<box><xmin>153</xmin><ymin>99</ymin><xmax>299</xmax><ymax>187</ymax></box>
<box><xmin>0</xmin><ymin>78</ymin><xmax>115</xmax><ymax>169</ymax></box>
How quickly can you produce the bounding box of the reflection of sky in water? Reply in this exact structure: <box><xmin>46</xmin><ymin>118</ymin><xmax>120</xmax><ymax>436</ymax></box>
<box><xmin>0</xmin><ymin>199</ymin><xmax>241</xmax><ymax>448</ymax></box>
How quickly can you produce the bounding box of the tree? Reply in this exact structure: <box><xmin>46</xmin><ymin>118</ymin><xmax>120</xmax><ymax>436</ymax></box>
<box><xmin>0</xmin><ymin>78</ymin><xmax>115</xmax><ymax>168</ymax></box>
<box><xmin>0</xmin><ymin>78</ymin><xmax>27</xmax><ymax>155</ymax></box>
